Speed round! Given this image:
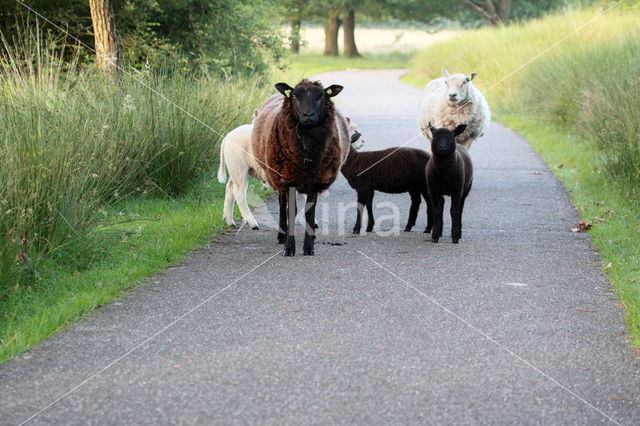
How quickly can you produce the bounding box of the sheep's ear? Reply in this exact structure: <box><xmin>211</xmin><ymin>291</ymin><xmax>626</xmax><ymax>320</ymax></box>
<box><xmin>442</xmin><ymin>68</ymin><xmax>450</xmax><ymax>77</ymax></box>
<box><xmin>428</xmin><ymin>121</ymin><xmax>435</xmax><ymax>131</ymax></box>
<box><xmin>275</xmin><ymin>83</ymin><xmax>294</xmax><ymax>98</ymax></box>
<box><xmin>345</xmin><ymin>116</ymin><xmax>351</xmax><ymax>124</ymax></box>
<box><xmin>325</xmin><ymin>85</ymin><xmax>343</xmax><ymax>97</ymax></box>
<box><xmin>454</xmin><ymin>124</ymin><xmax>467</xmax><ymax>136</ymax></box>
<box><xmin>468</xmin><ymin>72</ymin><xmax>478</xmax><ymax>81</ymax></box>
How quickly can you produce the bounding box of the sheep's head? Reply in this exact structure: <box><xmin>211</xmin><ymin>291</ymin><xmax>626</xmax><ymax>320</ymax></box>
<box><xmin>442</xmin><ymin>68</ymin><xmax>478</xmax><ymax>105</ymax></box>
<box><xmin>346</xmin><ymin>117</ymin><xmax>364</xmax><ymax>151</ymax></box>
<box><xmin>276</xmin><ymin>80</ymin><xmax>343</xmax><ymax>127</ymax></box>
<box><xmin>428</xmin><ymin>122</ymin><xmax>467</xmax><ymax>156</ymax></box>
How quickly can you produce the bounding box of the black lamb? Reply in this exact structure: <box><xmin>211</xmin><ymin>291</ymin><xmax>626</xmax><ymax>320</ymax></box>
<box><xmin>341</xmin><ymin>145</ymin><xmax>432</xmax><ymax>234</ymax></box>
<box><xmin>425</xmin><ymin>123</ymin><xmax>473</xmax><ymax>243</ymax></box>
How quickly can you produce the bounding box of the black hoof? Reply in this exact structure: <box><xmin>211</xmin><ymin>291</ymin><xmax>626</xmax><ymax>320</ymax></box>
<box><xmin>403</xmin><ymin>227</ymin><xmax>412</xmax><ymax>232</ymax></box>
<box><xmin>424</xmin><ymin>226</ymin><xmax>432</xmax><ymax>234</ymax></box>
<box><xmin>352</xmin><ymin>228</ymin><xmax>360</xmax><ymax>235</ymax></box>
<box><xmin>314</xmin><ymin>223</ymin><xmax>319</xmax><ymax>229</ymax></box>
<box><xmin>366</xmin><ymin>227</ymin><xmax>374</xmax><ymax>233</ymax></box>
<box><xmin>284</xmin><ymin>236</ymin><xmax>295</xmax><ymax>256</ymax></box>
<box><xmin>452</xmin><ymin>239</ymin><xmax>459</xmax><ymax>244</ymax></box>
<box><xmin>303</xmin><ymin>248</ymin><xmax>314</xmax><ymax>256</ymax></box>
<box><xmin>432</xmin><ymin>237</ymin><xmax>439</xmax><ymax>243</ymax></box>
<box><xmin>251</xmin><ymin>226</ymin><xmax>260</xmax><ymax>230</ymax></box>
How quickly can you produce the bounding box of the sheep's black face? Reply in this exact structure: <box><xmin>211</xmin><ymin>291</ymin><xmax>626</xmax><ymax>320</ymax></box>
<box><xmin>429</xmin><ymin>124</ymin><xmax>467</xmax><ymax>155</ymax></box>
<box><xmin>276</xmin><ymin>81</ymin><xmax>343</xmax><ymax>127</ymax></box>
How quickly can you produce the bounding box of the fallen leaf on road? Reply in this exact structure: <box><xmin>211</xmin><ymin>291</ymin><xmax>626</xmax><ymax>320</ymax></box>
<box><xmin>593</xmin><ymin>216</ymin><xmax>605</xmax><ymax>224</ymax></box>
<box><xmin>571</xmin><ymin>220</ymin><xmax>592</xmax><ymax>232</ymax></box>
<box><xmin>609</xmin><ymin>396</ymin><xmax>633</xmax><ymax>402</ymax></box>
<box><xmin>575</xmin><ymin>308</ymin><xmax>596</xmax><ymax>313</ymax></box>
<box><xmin>531</xmin><ymin>171</ymin><xmax>543</xmax><ymax>175</ymax></box>
<box><xmin>558</xmin><ymin>164</ymin><xmax>564</xmax><ymax>168</ymax></box>
<box><xmin>605</xmin><ymin>209</ymin><xmax>616</xmax><ymax>216</ymax></box>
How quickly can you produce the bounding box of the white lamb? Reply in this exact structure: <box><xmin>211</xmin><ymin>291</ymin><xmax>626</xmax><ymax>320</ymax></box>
<box><xmin>417</xmin><ymin>68</ymin><xmax>491</xmax><ymax>150</ymax></box>
<box><xmin>217</xmin><ymin>115</ymin><xmax>362</xmax><ymax>229</ymax></box>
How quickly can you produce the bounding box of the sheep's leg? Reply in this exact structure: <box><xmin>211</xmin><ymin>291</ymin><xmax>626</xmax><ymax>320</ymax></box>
<box><xmin>457</xmin><ymin>181</ymin><xmax>472</xmax><ymax>242</ymax></box>
<box><xmin>430</xmin><ymin>192</ymin><xmax>444</xmax><ymax>243</ymax></box>
<box><xmin>277</xmin><ymin>190</ymin><xmax>287</xmax><ymax>244</ymax></box>
<box><xmin>303</xmin><ymin>192</ymin><xmax>317</xmax><ymax>256</ymax></box>
<box><xmin>365</xmin><ymin>191</ymin><xmax>375</xmax><ymax>233</ymax></box>
<box><xmin>460</xmin><ymin>181</ymin><xmax>472</xmax><ymax>217</ymax></box>
<box><xmin>284</xmin><ymin>186</ymin><xmax>296</xmax><ymax>256</ymax></box>
<box><xmin>450</xmin><ymin>194</ymin><xmax>462</xmax><ymax>244</ymax></box>
<box><xmin>405</xmin><ymin>190</ymin><xmax>421</xmax><ymax>232</ymax></box>
<box><xmin>234</xmin><ymin>175</ymin><xmax>259</xmax><ymax>230</ymax></box>
<box><xmin>223</xmin><ymin>180</ymin><xmax>237</xmax><ymax>227</ymax></box>
<box><xmin>422</xmin><ymin>188</ymin><xmax>433</xmax><ymax>234</ymax></box>
<box><xmin>353</xmin><ymin>190</ymin><xmax>369</xmax><ymax>234</ymax></box>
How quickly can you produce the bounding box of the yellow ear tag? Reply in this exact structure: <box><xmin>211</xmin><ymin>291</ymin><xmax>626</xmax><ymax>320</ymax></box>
<box><xmin>326</xmin><ymin>88</ymin><xmax>332</xmax><ymax>95</ymax></box>
<box><xmin>285</xmin><ymin>89</ymin><xmax>292</xmax><ymax>97</ymax></box>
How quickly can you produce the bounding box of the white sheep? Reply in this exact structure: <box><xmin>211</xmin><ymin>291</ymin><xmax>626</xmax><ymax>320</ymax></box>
<box><xmin>217</xmin><ymin>114</ymin><xmax>362</xmax><ymax>230</ymax></box>
<box><xmin>417</xmin><ymin>68</ymin><xmax>491</xmax><ymax>150</ymax></box>
<box><xmin>217</xmin><ymin>122</ymin><xmax>267</xmax><ymax>229</ymax></box>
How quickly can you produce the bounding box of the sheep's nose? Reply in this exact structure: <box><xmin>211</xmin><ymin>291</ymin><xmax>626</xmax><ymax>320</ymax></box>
<box><xmin>449</xmin><ymin>94</ymin><xmax>458</xmax><ymax>100</ymax></box>
<box><xmin>303</xmin><ymin>112</ymin><xmax>316</xmax><ymax>118</ymax></box>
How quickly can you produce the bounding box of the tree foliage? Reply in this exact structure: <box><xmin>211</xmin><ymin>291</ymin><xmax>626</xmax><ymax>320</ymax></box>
<box><xmin>0</xmin><ymin>0</ymin><xmax>286</xmax><ymax>75</ymax></box>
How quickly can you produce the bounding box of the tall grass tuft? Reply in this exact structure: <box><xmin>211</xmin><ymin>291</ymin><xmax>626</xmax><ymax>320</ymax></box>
<box><xmin>0</xmin><ymin>28</ymin><xmax>270</xmax><ymax>292</ymax></box>
<box><xmin>410</xmin><ymin>6</ymin><xmax>640</xmax><ymax>198</ymax></box>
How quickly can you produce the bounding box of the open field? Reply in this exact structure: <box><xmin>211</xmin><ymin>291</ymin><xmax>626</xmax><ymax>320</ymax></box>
<box><xmin>298</xmin><ymin>26</ymin><xmax>457</xmax><ymax>54</ymax></box>
<box><xmin>408</xmin><ymin>5</ymin><xmax>640</xmax><ymax>346</ymax></box>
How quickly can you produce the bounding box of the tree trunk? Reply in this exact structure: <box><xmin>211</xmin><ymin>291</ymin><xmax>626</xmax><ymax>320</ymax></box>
<box><xmin>89</xmin><ymin>0</ymin><xmax>122</xmax><ymax>72</ymax></box>
<box><xmin>497</xmin><ymin>0</ymin><xmax>512</xmax><ymax>24</ymax></box>
<box><xmin>483</xmin><ymin>0</ymin><xmax>499</xmax><ymax>25</ymax></box>
<box><xmin>460</xmin><ymin>0</ymin><xmax>510</xmax><ymax>26</ymax></box>
<box><xmin>323</xmin><ymin>9</ymin><xmax>341</xmax><ymax>56</ymax></box>
<box><xmin>343</xmin><ymin>9</ymin><xmax>360</xmax><ymax>57</ymax></box>
<box><xmin>290</xmin><ymin>19</ymin><xmax>301</xmax><ymax>54</ymax></box>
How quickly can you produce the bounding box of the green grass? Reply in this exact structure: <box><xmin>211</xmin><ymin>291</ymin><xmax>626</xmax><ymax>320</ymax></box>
<box><xmin>0</xmin><ymin>28</ymin><xmax>270</xmax><ymax>288</ymax></box>
<box><xmin>408</xmin><ymin>5</ymin><xmax>640</xmax><ymax>345</ymax></box>
<box><xmin>0</xmin><ymin>173</ymin><xmax>267</xmax><ymax>363</ymax></box>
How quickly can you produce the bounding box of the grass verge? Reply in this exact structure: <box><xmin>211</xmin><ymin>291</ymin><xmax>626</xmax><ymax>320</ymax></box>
<box><xmin>0</xmin><ymin>173</ymin><xmax>266</xmax><ymax>363</ymax></box>
<box><xmin>0</xmin><ymin>27</ymin><xmax>270</xmax><ymax>363</ymax></box>
<box><xmin>498</xmin><ymin>114</ymin><xmax>640</xmax><ymax>346</ymax></box>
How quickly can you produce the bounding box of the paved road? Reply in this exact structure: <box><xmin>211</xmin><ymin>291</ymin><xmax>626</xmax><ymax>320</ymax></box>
<box><xmin>2</xmin><ymin>70</ymin><xmax>639</xmax><ymax>425</ymax></box>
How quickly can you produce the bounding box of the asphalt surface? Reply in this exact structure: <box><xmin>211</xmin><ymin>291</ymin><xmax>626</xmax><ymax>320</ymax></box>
<box><xmin>2</xmin><ymin>69</ymin><xmax>639</xmax><ymax>425</ymax></box>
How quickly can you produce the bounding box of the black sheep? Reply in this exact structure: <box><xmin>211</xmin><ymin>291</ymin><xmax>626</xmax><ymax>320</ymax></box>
<box><xmin>252</xmin><ymin>80</ymin><xmax>350</xmax><ymax>256</ymax></box>
<box><xmin>425</xmin><ymin>123</ymin><xmax>473</xmax><ymax>243</ymax></box>
<box><xmin>341</xmin><ymin>145</ymin><xmax>432</xmax><ymax>234</ymax></box>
